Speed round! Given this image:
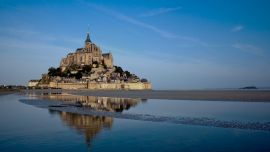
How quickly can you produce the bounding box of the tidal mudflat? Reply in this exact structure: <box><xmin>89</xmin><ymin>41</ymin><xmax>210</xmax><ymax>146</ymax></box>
<box><xmin>0</xmin><ymin>91</ymin><xmax>270</xmax><ymax>151</ymax></box>
<box><xmin>63</xmin><ymin>89</ymin><xmax>270</xmax><ymax>101</ymax></box>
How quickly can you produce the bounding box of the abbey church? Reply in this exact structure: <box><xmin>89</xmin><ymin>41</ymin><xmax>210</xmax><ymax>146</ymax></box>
<box><xmin>60</xmin><ymin>32</ymin><xmax>113</xmax><ymax>72</ymax></box>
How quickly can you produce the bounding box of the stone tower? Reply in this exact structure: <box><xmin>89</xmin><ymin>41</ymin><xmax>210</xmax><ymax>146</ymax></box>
<box><xmin>85</xmin><ymin>32</ymin><xmax>91</xmax><ymax>48</ymax></box>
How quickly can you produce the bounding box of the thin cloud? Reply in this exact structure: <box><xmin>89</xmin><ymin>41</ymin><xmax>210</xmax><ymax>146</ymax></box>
<box><xmin>232</xmin><ymin>25</ymin><xmax>244</xmax><ymax>32</ymax></box>
<box><xmin>85</xmin><ymin>3</ymin><xmax>209</xmax><ymax>46</ymax></box>
<box><xmin>140</xmin><ymin>6</ymin><xmax>182</xmax><ymax>17</ymax></box>
<box><xmin>86</xmin><ymin>4</ymin><xmax>177</xmax><ymax>38</ymax></box>
<box><xmin>0</xmin><ymin>26</ymin><xmax>82</xmax><ymax>46</ymax></box>
<box><xmin>232</xmin><ymin>43</ymin><xmax>263</xmax><ymax>56</ymax></box>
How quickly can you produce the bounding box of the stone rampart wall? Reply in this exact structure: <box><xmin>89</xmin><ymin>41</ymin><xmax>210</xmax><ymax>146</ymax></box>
<box><xmin>49</xmin><ymin>82</ymin><xmax>151</xmax><ymax>90</ymax></box>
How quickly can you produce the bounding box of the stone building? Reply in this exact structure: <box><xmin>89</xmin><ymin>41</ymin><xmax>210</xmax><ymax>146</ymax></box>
<box><xmin>28</xmin><ymin>80</ymin><xmax>39</xmax><ymax>88</ymax></box>
<box><xmin>60</xmin><ymin>32</ymin><xmax>113</xmax><ymax>72</ymax></box>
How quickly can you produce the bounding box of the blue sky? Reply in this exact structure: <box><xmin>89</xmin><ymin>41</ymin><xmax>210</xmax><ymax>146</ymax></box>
<box><xmin>0</xmin><ymin>0</ymin><xmax>270</xmax><ymax>89</ymax></box>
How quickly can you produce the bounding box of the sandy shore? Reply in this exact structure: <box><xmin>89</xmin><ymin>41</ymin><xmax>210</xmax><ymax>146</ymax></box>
<box><xmin>64</xmin><ymin>89</ymin><xmax>270</xmax><ymax>102</ymax></box>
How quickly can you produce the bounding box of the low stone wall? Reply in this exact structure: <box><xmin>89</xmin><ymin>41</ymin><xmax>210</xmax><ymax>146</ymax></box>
<box><xmin>49</xmin><ymin>82</ymin><xmax>151</xmax><ymax>90</ymax></box>
<box><xmin>49</xmin><ymin>82</ymin><xmax>87</xmax><ymax>89</ymax></box>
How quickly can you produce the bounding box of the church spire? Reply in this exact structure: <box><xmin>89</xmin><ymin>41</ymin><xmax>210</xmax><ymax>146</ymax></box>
<box><xmin>85</xmin><ymin>25</ymin><xmax>91</xmax><ymax>43</ymax></box>
<box><xmin>85</xmin><ymin>32</ymin><xmax>91</xmax><ymax>43</ymax></box>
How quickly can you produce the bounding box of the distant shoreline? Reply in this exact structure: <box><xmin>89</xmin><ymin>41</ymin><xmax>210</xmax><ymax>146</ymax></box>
<box><xmin>62</xmin><ymin>89</ymin><xmax>270</xmax><ymax>102</ymax></box>
<box><xmin>0</xmin><ymin>89</ymin><xmax>18</xmax><ymax>96</ymax></box>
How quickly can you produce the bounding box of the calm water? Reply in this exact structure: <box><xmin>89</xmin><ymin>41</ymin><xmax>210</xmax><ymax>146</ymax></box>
<box><xmin>0</xmin><ymin>92</ymin><xmax>270</xmax><ymax>152</ymax></box>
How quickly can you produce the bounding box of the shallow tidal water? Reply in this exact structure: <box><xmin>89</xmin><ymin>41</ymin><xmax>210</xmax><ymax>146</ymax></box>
<box><xmin>0</xmin><ymin>93</ymin><xmax>270</xmax><ymax>152</ymax></box>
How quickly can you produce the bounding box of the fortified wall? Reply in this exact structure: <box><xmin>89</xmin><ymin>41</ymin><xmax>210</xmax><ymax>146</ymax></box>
<box><xmin>49</xmin><ymin>82</ymin><xmax>152</xmax><ymax>90</ymax></box>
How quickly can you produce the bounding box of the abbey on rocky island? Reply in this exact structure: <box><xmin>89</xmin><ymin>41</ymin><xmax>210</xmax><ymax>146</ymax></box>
<box><xmin>29</xmin><ymin>32</ymin><xmax>152</xmax><ymax>90</ymax></box>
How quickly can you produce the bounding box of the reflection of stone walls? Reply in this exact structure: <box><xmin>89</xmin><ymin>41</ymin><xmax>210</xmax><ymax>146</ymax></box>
<box><xmin>49</xmin><ymin>82</ymin><xmax>152</xmax><ymax>90</ymax></box>
<box><xmin>54</xmin><ymin>111</ymin><xmax>113</xmax><ymax>146</ymax></box>
<box><xmin>42</xmin><ymin>94</ymin><xmax>144</xmax><ymax>112</ymax></box>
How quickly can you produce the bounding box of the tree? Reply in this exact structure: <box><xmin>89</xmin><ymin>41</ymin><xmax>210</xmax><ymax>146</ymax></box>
<box><xmin>82</xmin><ymin>65</ymin><xmax>92</xmax><ymax>74</ymax></box>
<box><xmin>125</xmin><ymin>71</ymin><xmax>131</xmax><ymax>78</ymax></box>
<box><xmin>62</xmin><ymin>69</ymin><xmax>70</xmax><ymax>77</ymax></box>
<box><xmin>115</xmin><ymin>66</ymin><xmax>123</xmax><ymax>74</ymax></box>
<box><xmin>75</xmin><ymin>71</ymin><xmax>82</xmax><ymax>79</ymax></box>
<box><xmin>56</xmin><ymin>68</ymin><xmax>62</xmax><ymax>76</ymax></box>
<box><xmin>48</xmin><ymin>67</ymin><xmax>57</xmax><ymax>76</ymax></box>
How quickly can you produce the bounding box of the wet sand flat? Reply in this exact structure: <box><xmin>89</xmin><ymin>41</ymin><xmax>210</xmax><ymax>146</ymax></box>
<box><xmin>65</xmin><ymin>89</ymin><xmax>270</xmax><ymax>102</ymax></box>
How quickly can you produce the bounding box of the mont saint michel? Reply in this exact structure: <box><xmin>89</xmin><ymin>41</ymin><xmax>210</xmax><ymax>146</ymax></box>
<box><xmin>1</xmin><ymin>1</ymin><xmax>270</xmax><ymax>152</ymax></box>
<box><xmin>28</xmin><ymin>32</ymin><xmax>152</xmax><ymax>90</ymax></box>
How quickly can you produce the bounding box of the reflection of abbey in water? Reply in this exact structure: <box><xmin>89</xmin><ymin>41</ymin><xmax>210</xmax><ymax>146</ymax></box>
<box><xmin>49</xmin><ymin>110</ymin><xmax>112</xmax><ymax>148</ymax></box>
<box><xmin>42</xmin><ymin>94</ymin><xmax>146</xmax><ymax>112</ymax></box>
